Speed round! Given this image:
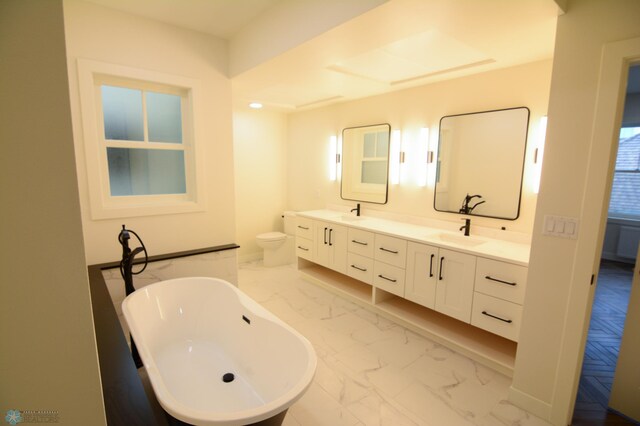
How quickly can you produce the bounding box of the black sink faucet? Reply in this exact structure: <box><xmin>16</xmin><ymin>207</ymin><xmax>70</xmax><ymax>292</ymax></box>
<box><xmin>460</xmin><ymin>218</ymin><xmax>471</xmax><ymax>236</ymax></box>
<box><xmin>459</xmin><ymin>194</ymin><xmax>485</xmax><ymax>215</ymax></box>
<box><xmin>350</xmin><ymin>203</ymin><xmax>361</xmax><ymax>216</ymax></box>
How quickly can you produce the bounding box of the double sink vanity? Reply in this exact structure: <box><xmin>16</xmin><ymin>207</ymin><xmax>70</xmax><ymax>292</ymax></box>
<box><xmin>294</xmin><ymin>210</ymin><xmax>530</xmax><ymax>376</ymax></box>
<box><xmin>300</xmin><ymin>106</ymin><xmax>533</xmax><ymax>375</ymax></box>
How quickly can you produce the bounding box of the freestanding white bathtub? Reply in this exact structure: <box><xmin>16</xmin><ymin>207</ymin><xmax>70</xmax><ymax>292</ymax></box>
<box><xmin>122</xmin><ymin>277</ymin><xmax>317</xmax><ymax>426</ymax></box>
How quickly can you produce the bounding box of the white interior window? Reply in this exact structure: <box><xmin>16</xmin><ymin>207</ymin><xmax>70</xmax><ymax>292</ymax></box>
<box><xmin>77</xmin><ymin>59</ymin><xmax>205</xmax><ymax>219</ymax></box>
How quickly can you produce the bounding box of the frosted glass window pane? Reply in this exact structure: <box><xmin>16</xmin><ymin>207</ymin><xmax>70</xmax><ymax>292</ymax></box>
<box><xmin>376</xmin><ymin>131</ymin><xmax>389</xmax><ymax>156</ymax></box>
<box><xmin>146</xmin><ymin>92</ymin><xmax>182</xmax><ymax>144</ymax></box>
<box><xmin>363</xmin><ymin>133</ymin><xmax>376</xmax><ymax>157</ymax></box>
<box><xmin>107</xmin><ymin>148</ymin><xmax>186</xmax><ymax>196</ymax></box>
<box><xmin>101</xmin><ymin>86</ymin><xmax>144</xmax><ymax>141</ymax></box>
<box><xmin>361</xmin><ymin>161</ymin><xmax>387</xmax><ymax>184</ymax></box>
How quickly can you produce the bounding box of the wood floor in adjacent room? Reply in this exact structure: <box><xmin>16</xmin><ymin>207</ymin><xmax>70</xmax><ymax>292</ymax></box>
<box><xmin>572</xmin><ymin>260</ymin><xmax>638</xmax><ymax>425</ymax></box>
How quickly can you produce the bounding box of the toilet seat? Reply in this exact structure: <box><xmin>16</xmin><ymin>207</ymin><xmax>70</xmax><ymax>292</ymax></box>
<box><xmin>256</xmin><ymin>231</ymin><xmax>286</xmax><ymax>242</ymax></box>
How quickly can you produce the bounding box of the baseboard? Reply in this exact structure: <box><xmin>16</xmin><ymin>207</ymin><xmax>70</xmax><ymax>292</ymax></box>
<box><xmin>237</xmin><ymin>252</ymin><xmax>262</xmax><ymax>264</ymax></box>
<box><xmin>508</xmin><ymin>385</ymin><xmax>553</xmax><ymax>423</ymax></box>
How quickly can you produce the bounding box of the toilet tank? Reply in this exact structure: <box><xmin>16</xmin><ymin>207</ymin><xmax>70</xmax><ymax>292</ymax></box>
<box><xmin>283</xmin><ymin>211</ymin><xmax>297</xmax><ymax>235</ymax></box>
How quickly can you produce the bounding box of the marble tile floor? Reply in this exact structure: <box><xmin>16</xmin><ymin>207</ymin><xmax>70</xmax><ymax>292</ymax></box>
<box><xmin>238</xmin><ymin>261</ymin><xmax>551</xmax><ymax>426</ymax></box>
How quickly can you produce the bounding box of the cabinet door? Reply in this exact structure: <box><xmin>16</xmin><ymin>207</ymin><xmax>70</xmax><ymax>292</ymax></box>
<box><xmin>327</xmin><ymin>224</ymin><xmax>348</xmax><ymax>274</ymax></box>
<box><xmin>405</xmin><ymin>242</ymin><xmax>438</xmax><ymax>309</ymax></box>
<box><xmin>435</xmin><ymin>249</ymin><xmax>476</xmax><ymax>323</ymax></box>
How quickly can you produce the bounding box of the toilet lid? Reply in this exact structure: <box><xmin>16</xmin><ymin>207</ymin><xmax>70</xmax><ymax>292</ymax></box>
<box><xmin>257</xmin><ymin>232</ymin><xmax>286</xmax><ymax>242</ymax></box>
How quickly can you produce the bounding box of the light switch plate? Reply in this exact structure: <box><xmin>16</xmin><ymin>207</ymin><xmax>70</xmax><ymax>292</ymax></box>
<box><xmin>543</xmin><ymin>215</ymin><xmax>579</xmax><ymax>239</ymax></box>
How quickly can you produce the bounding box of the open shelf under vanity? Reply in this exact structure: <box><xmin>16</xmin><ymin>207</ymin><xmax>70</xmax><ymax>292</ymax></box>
<box><xmin>298</xmin><ymin>259</ymin><xmax>517</xmax><ymax>377</ymax></box>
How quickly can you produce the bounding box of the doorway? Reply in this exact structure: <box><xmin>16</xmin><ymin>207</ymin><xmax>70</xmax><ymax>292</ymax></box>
<box><xmin>572</xmin><ymin>65</ymin><xmax>640</xmax><ymax>425</ymax></box>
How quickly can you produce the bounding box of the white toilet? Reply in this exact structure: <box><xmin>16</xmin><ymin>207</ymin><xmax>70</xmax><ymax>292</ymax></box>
<box><xmin>256</xmin><ymin>211</ymin><xmax>296</xmax><ymax>267</ymax></box>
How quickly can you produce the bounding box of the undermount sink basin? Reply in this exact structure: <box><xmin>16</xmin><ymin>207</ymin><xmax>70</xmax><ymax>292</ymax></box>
<box><xmin>337</xmin><ymin>215</ymin><xmax>367</xmax><ymax>222</ymax></box>
<box><xmin>431</xmin><ymin>233</ymin><xmax>487</xmax><ymax>247</ymax></box>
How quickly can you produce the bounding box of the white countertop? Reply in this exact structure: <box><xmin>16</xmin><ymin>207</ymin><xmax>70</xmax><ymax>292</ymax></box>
<box><xmin>297</xmin><ymin>210</ymin><xmax>530</xmax><ymax>266</ymax></box>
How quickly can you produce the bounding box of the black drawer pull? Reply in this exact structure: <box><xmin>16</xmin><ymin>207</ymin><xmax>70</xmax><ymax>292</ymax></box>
<box><xmin>351</xmin><ymin>239</ymin><xmax>368</xmax><ymax>246</ymax></box>
<box><xmin>439</xmin><ymin>256</ymin><xmax>444</xmax><ymax>280</ymax></box>
<box><xmin>329</xmin><ymin>228</ymin><xmax>333</xmax><ymax>246</ymax></box>
<box><xmin>481</xmin><ymin>311</ymin><xmax>513</xmax><ymax>323</ymax></box>
<box><xmin>351</xmin><ymin>264</ymin><xmax>367</xmax><ymax>272</ymax></box>
<box><xmin>297</xmin><ymin>225</ymin><xmax>309</xmax><ymax>230</ymax></box>
<box><xmin>297</xmin><ymin>246</ymin><xmax>309</xmax><ymax>251</ymax></box>
<box><xmin>485</xmin><ymin>276</ymin><xmax>517</xmax><ymax>286</ymax></box>
<box><xmin>324</xmin><ymin>227</ymin><xmax>328</xmax><ymax>244</ymax></box>
<box><xmin>379</xmin><ymin>247</ymin><xmax>398</xmax><ymax>254</ymax></box>
<box><xmin>378</xmin><ymin>274</ymin><xmax>397</xmax><ymax>283</ymax></box>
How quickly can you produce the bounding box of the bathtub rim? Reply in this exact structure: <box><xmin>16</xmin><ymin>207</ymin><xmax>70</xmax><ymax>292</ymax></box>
<box><xmin>122</xmin><ymin>276</ymin><xmax>317</xmax><ymax>426</ymax></box>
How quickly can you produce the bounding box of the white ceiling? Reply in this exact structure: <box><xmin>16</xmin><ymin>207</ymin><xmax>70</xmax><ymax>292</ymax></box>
<box><xmin>81</xmin><ymin>0</ymin><xmax>563</xmax><ymax>111</ymax></box>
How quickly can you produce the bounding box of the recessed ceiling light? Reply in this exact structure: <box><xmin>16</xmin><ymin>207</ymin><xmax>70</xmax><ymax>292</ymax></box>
<box><xmin>249</xmin><ymin>102</ymin><xmax>263</xmax><ymax>109</ymax></box>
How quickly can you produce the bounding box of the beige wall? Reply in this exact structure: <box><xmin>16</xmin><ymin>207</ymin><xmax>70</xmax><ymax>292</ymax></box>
<box><xmin>233</xmin><ymin>109</ymin><xmax>289</xmax><ymax>261</ymax></box>
<box><xmin>511</xmin><ymin>1</ymin><xmax>640</xmax><ymax>424</ymax></box>
<box><xmin>0</xmin><ymin>1</ymin><xmax>106</xmax><ymax>423</ymax></box>
<box><xmin>287</xmin><ymin>60</ymin><xmax>552</xmax><ymax>234</ymax></box>
<box><xmin>64</xmin><ymin>0</ymin><xmax>236</xmax><ymax>264</ymax></box>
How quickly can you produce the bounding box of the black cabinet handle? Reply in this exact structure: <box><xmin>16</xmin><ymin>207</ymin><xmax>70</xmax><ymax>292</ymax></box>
<box><xmin>351</xmin><ymin>264</ymin><xmax>367</xmax><ymax>272</ymax></box>
<box><xmin>481</xmin><ymin>311</ymin><xmax>513</xmax><ymax>323</ymax></box>
<box><xmin>378</xmin><ymin>274</ymin><xmax>397</xmax><ymax>283</ymax></box>
<box><xmin>329</xmin><ymin>228</ymin><xmax>333</xmax><ymax>246</ymax></box>
<box><xmin>485</xmin><ymin>276</ymin><xmax>517</xmax><ymax>286</ymax></box>
<box><xmin>297</xmin><ymin>225</ymin><xmax>309</xmax><ymax>230</ymax></box>
<box><xmin>379</xmin><ymin>247</ymin><xmax>398</xmax><ymax>254</ymax></box>
<box><xmin>429</xmin><ymin>254</ymin><xmax>434</xmax><ymax>278</ymax></box>
<box><xmin>351</xmin><ymin>239</ymin><xmax>368</xmax><ymax>246</ymax></box>
<box><xmin>324</xmin><ymin>227</ymin><xmax>327</xmax><ymax>245</ymax></box>
<box><xmin>439</xmin><ymin>257</ymin><xmax>444</xmax><ymax>280</ymax></box>
<box><xmin>297</xmin><ymin>246</ymin><xmax>309</xmax><ymax>251</ymax></box>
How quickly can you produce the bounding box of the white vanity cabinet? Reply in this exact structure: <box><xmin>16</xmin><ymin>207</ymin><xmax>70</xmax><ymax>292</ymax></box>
<box><xmin>294</xmin><ymin>210</ymin><xmax>531</xmax><ymax>376</ymax></box>
<box><xmin>314</xmin><ymin>221</ymin><xmax>348</xmax><ymax>274</ymax></box>
<box><xmin>295</xmin><ymin>217</ymin><xmax>315</xmax><ymax>261</ymax></box>
<box><xmin>470</xmin><ymin>257</ymin><xmax>528</xmax><ymax>341</ymax></box>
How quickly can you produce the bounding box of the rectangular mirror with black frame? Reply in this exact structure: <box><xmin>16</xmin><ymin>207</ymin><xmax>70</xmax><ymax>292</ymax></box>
<box><xmin>341</xmin><ymin>123</ymin><xmax>390</xmax><ymax>204</ymax></box>
<box><xmin>434</xmin><ymin>107</ymin><xmax>530</xmax><ymax>220</ymax></box>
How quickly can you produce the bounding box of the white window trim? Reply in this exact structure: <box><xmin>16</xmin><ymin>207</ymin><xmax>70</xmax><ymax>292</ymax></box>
<box><xmin>77</xmin><ymin>58</ymin><xmax>206</xmax><ymax>220</ymax></box>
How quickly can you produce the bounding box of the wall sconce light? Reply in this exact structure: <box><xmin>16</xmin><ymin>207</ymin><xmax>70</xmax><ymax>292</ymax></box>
<box><xmin>417</xmin><ymin>127</ymin><xmax>430</xmax><ymax>187</ymax></box>
<box><xmin>337</xmin><ymin>135</ymin><xmax>342</xmax><ymax>181</ymax></box>
<box><xmin>329</xmin><ymin>135</ymin><xmax>339</xmax><ymax>181</ymax></box>
<box><xmin>389</xmin><ymin>129</ymin><xmax>402</xmax><ymax>185</ymax></box>
<box><xmin>533</xmin><ymin>116</ymin><xmax>547</xmax><ymax>193</ymax></box>
<box><xmin>426</xmin><ymin>127</ymin><xmax>439</xmax><ymax>187</ymax></box>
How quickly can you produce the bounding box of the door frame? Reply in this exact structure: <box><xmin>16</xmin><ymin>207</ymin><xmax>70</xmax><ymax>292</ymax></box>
<box><xmin>550</xmin><ymin>37</ymin><xmax>640</xmax><ymax>426</ymax></box>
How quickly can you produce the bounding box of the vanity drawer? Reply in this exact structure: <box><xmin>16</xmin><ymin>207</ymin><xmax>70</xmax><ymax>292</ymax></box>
<box><xmin>347</xmin><ymin>253</ymin><xmax>374</xmax><ymax>285</ymax></box>
<box><xmin>296</xmin><ymin>237</ymin><xmax>314</xmax><ymax>261</ymax></box>
<box><xmin>471</xmin><ymin>292</ymin><xmax>523</xmax><ymax>342</ymax></box>
<box><xmin>374</xmin><ymin>234</ymin><xmax>407</xmax><ymax>268</ymax></box>
<box><xmin>348</xmin><ymin>228</ymin><xmax>375</xmax><ymax>258</ymax></box>
<box><xmin>475</xmin><ymin>258</ymin><xmax>528</xmax><ymax>304</ymax></box>
<box><xmin>295</xmin><ymin>217</ymin><xmax>314</xmax><ymax>240</ymax></box>
<box><xmin>373</xmin><ymin>262</ymin><xmax>405</xmax><ymax>297</ymax></box>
